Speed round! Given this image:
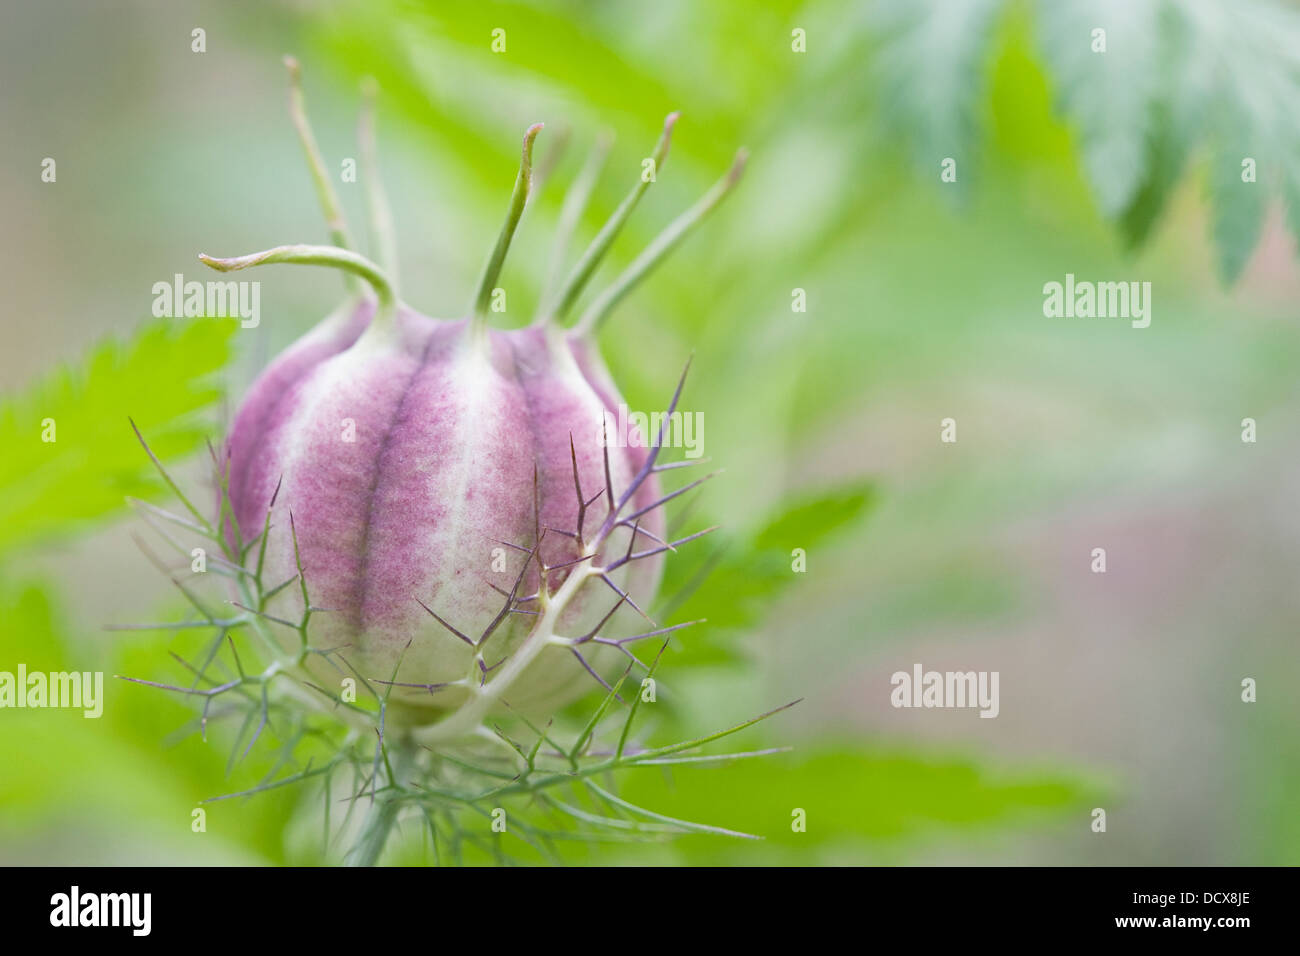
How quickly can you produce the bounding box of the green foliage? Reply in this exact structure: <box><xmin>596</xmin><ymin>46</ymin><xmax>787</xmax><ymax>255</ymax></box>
<box><xmin>872</xmin><ymin>0</ymin><xmax>1006</xmax><ymax>198</ymax></box>
<box><xmin>657</xmin><ymin>483</ymin><xmax>875</xmax><ymax>660</ymax></box>
<box><xmin>1038</xmin><ymin>0</ymin><xmax>1160</xmax><ymax>218</ymax></box>
<box><xmin>871</xmin><ymin>0</ymin><xmax>1300</xmax><ymax>282</ymax></box>
<box><xmin>0</xmin><ymin>576</ymin><xmax>302</xmax><ymax>862</ymax></box>
<box><xmin>622</xmin><ymin>745</ymin><xmax>1103</xmax><ymax>862</ymax></box>
<box><xmin>0</xmin><ymin>317</ymin><xmax>236</xmax><ymax>558</ymax></box>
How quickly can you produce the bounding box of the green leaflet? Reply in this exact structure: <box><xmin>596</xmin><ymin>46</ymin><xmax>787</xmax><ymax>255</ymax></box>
<box><xmin>752</xmin><ymin>484</ymin><xmax>876</xmax><ymax>552</ymax></box>
<box><xmin>621</xmin><ymin>744</ymin><xmax>1105</xmax><ymax>863</ymax></box>
<box><xmin>0</xmin><ymin>317</ymin><xmax>236</xmax><ymax>558</ymax></box>
<box><xmin>1126</xmin><ymin>0</ymin><xmax>1291</xmax><ymax>282</ymax></box>
<box><xmin>1038</xmin><ymin>0</ymin><xmax>1161</xmax><ymax>219</ymax></box>
<box><xmin>656</xmin><ymin>483</ymin><xmax>875</xmax><ymax>661</ymax></box>
<box><xmin>871</xmin><ymin>0</ymin><xmax>1007</xmax><ymax>200</ymax></box>
<box><xmin>872</xmin><ymin>0</ymin><xmax>1300</xmax><ymax>284</ymax></box>
<box><xmin>1208</xmin><ymin>104</ymin><xmax>1268</xmax><ymax>285</ymax></box>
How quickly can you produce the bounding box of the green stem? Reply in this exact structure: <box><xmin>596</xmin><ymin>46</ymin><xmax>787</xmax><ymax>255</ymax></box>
<box><xmin>199</xmin><ymin>244</ymin><xmax>395</xmax><ymax>314</ymax></box>
<box><xmin>283</xmin><ymin>56</ymin><xmax>359</xmax><ymax>297</ymax></box>
<box><xmin>359</xmin><ymin>77</ymin><xmax>400</xmax><ymax>294</ymax></box>
<box><xmin>284</xmin><ymin>56</ymin><xmax>355</xmax><ymax>253</ymax></box>
<box><xmin>572</xmin><ymin>148</ymin><xmax>747</xmax><ymax>338</ymax></box>
<box><xmin>539</xmin><ymin>130</ymin><xmax>612</xmax><ymax>314</ymax></box>
<box><xmin>470</xmin><ymin>123</ymin><xmax>543</xmax><ymax>330</ymax></box>
<box><xmin>544</xmin><ymin>113</ymin><xmax>678</xmax><ymax>324</ymax></box>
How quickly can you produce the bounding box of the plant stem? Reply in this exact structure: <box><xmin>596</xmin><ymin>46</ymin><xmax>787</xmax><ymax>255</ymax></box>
<box><xmin>359</xmin><ymin>77</ymin><xmax>400</xmax><ymax>293</ymax></box>
<box><xmin>198</xmin><ymin>244</ymin><xmax>395</xmax><ymax>314</ymax></box>
<box><xmin>470</xmin><ymin>123</ymin><xmax>543</xmax><ymax>331</ymax></box>
<box><xmin>539</xmin><ymin>130</ymin><xmax>613</xmax><ymax>314</ymax></box>
<box><xmin>572</xmin><ymin>148</ymin><xmax>747</xmax><ymax>338</ymax></box>
<box><xmin>283</xmin><ymin>56</ymin><xmax>355</xmax><ymax>253</ymax></box>
<box><xmin>283</xmin><ymin>55</ymin><xmax>359</xmax><ymax>296</ymax></box>
<box><xmin>543</xmin><ymin>113</ymin><xmax>678</xmax><ymax>324</ymax></box>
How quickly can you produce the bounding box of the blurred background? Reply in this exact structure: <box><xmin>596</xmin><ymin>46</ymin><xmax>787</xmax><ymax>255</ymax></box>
<box><xmin>1</xmin><ymin>0</ymin><xmax>1298</xmax><ymax>865</ymax></box>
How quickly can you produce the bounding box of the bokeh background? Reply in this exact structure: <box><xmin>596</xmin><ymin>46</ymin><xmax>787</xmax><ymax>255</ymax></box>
<box><xmin>2</xmin><ymin>0</ymin><xmax>1298</xmax><ymax>865</ymax></box>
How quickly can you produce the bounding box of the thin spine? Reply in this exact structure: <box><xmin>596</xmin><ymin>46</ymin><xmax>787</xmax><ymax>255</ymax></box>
<box><xmin>128</xmin><ymin>418</ymin><xmax>214</xmax><ymax>536</ymax></box>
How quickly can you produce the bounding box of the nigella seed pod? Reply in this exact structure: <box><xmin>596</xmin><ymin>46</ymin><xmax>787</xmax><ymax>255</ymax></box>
<box><xmin>202</xmin><ymin>63</ymin><xmax>744</xmax><ymax>729</ymax></box>
<box><xmin>224</xmin><ymin>310</ymin><xmax>666</xmax><ymax>716</ymax></box>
